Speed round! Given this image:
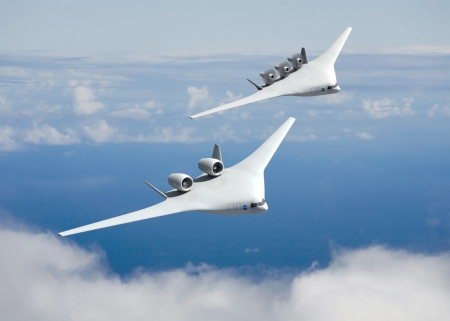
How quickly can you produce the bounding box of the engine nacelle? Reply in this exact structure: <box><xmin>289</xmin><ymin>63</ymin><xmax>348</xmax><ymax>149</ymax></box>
<box><xmin>259</xmin><ymin>68</ymin><xmax>277</xmax><ymax>86</ymax></box>
<box><xmin>168</xmin><ymin>173</ymin><xmax>193</xmax><ymax>192</ymax></box>
<box><xmin>198</xmin><ymin>158</ymin><xmax>224</xmax><ymax>177</ymax></box>
<box><xmin>288</xmin><ymin>53</ymin><xmax>303</xmax><ymax>70</ymax></box>
<box><xmin>274</xmin><ymin>61</ymin><xmax>292</xmax><ymax>78</ymax></box>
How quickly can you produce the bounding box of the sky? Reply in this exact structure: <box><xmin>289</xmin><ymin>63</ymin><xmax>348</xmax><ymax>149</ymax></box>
<box><xmin>0</xmin><ymin>1</ymin><xmax>449</xmax><ymax>320</ymax></box>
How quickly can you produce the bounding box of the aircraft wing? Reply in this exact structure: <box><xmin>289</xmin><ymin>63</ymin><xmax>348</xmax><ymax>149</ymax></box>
<box><xmin>232</xmin><ymin>117</ymin><xmax>295</xmax><ymax>174</ymax></box>
<box><xmin>189</xmin><ymin>88</ymin><xmax>280</xmax><ymax>119</ymax></box>
<box><xmin>59</xmin><ymin>199</ymin><xmax>196</xmax><ymax>237</ymax></box>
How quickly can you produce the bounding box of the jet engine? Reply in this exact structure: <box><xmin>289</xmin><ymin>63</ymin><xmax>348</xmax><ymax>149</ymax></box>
<box><xmin>274</xmin><ymin>61</ymin><xmax>291</xmax><ymax>78</ymax></box>
<box><xmin>259</xmin><ymin>68</ymin><xmax>277</xmax><ymax>86</ymax></box>
<box><xmin>198</xmin><ymin>158</ymin><xmax>224</xmax><ymax>177</ymax></box>
<box><xmin>168</xmin><ymin>173</ymin><xmax>193</xmax><ymax>192</ymax></box>
<box><xmin>288</xmin><ymin>53</ymin><xmax>303</xmax><ymax>70</ymax></box>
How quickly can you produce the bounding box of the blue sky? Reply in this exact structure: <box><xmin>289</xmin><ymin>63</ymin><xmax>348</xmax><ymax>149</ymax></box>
<box><xmin>0</xmin><ymin>1</ymin><xmax>449</xmax><ymax>320</ymax></box>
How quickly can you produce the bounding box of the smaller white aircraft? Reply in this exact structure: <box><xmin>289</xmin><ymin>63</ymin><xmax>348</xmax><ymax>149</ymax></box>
<box><xmin>59</xmin><ymin>117</ymin><xmax>295</xmax><ymax>237</ymax></box>
<box><xmin>190</xmin><ymin>27</ymin><xmax>352</xmax><ymax>119</ymax></box>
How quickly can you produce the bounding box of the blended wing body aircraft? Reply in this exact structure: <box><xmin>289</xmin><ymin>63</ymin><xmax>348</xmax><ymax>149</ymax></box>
<box><xmin>190</xmin><ymin>27</ymin><xmax>352</xmax><ymax>119</ymax></box>
<box><xmin>59</xmin><ymin>117</ymin><xmax>295</xmax><ymax>237</ymax></box>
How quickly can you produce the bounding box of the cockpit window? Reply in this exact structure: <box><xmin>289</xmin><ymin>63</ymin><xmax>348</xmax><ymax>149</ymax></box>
<box><xmin>251</xmin><ymin>198</ymin><xmax>266</xmax><ymax>208</ymax></box>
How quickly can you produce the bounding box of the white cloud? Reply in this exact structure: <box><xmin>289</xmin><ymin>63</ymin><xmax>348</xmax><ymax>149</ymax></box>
<box><xmin>355</xmin><ymin>132</ymin><xmax>375</xmax><ymax>140</ymax></box>
<box><xmin>219</xmin><ymin>91</ymin><xmax>242</xmax><ymax>106</ymax></box>
<box><xmin>307</xmin><ymin>110</ymin><xmax>318</xmax><ymax>116</ymax></box>
<box><xmin>187</xmin><ymin>86</ymin><xmax>211</xmax><ymax>110</ymax></box>
<box><xmin>428</xmin><ymin>104</ymin><xmax>450</xmax><ymax>117</ymax></box>
<box><xmin>244</xmin><ymin>248</ymin><xmax>260</xmax><ymax>253</ymax></box>
<box><xmin>0</xmin><ymin>126</ymin><xmax>22</xmax><ymax>151</ymax></box>
<box><xmin>362</xmin><ymin>98</ymin><xmax>416</xmax><ymax>119</ymax></box>
<box><xmin>73</xmin><ymin>86</ymin><xmax>105</xmax><ymax>114</ymax></box>
<box><xmin>83</xmin><ymin>120</ymin><xmax>118</xmax><ymax>143</ymax></box>
<box><xmin>24</xmin><ymin>123</ymin><xmax>80</xmax><ymax>145</ymax></box>
<box><xmin>1</xmin><ymin>224</ymin><xmax>449</xmax><ymax>321</ymax></box>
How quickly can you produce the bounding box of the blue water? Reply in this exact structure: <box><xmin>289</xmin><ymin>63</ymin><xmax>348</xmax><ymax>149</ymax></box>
<box><xmin>1</xmin><ymin>133</ymin><xmax>448</xmax><ymax>275</ymax></box>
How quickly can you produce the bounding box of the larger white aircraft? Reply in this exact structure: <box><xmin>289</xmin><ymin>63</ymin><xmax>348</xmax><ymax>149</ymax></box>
<box><xmin>59</xmin><ymin>117</ymin><xmax>295</xmax><ymax>237</ymax></box>
<box><xmin>190</xmin><ymin>27</ymin><xmax>352</xmax><ymax>119</ymax></box>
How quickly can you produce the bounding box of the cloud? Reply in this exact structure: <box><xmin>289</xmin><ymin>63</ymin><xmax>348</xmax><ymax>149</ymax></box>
<box><xmin>355</xmin><ymin>132</ymin><xmax>375</xmax><ymax>140</ymax></box>
<box><xmin>187</xmin><ymin>86</ymin><xmax>211</xmax><ymax>110</ymax></box>
<box><xmin>428</xmin><ymin>104</ymin><xmax>450</xmax><ymax>117</ymax></box>
<box><xmin>244</xmin><ymin>248</ymin><xmax>260</xmax><ymax>253</ymax></box>
<box><xmin>72</xmin><ymin>86</ymin><xmax>105</xmax><ymax>114</ymax></box>
<box><xmin>110</xmin><ymin>101</ymin><xmax>161</xmax><ymax>119</ymax></box>
<box><xmin>24</xmin><ymin>122</ymin><xmax>80</xmax><ymax>145</ymax></box>
<box><xmin>83</xmin><ymin>120</ymin><xmax>118</xmax><ymax>143</ymax></box>
<box><xmin>219</xmin><ymin>91</ymin><xmax>242</xmax><ymax>106</ymax></box>
<box><xmin>0</xmin><ymin>224</ymin><xmax>449</xmax><ymax>321</ymax></box>
<box><xmin>362</xmin><ymin>98</ymin><xmax>416</xmax><ymax>119</ymax></box>
<box><xmin>0</xmin><ymin>126</ymin><xmax>22</xmax><ymax>151</ymax></box>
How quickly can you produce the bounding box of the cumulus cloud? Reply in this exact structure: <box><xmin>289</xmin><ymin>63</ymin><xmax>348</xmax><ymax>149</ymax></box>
<box><xmin>83</xmin><ymin>120</ymin><xmax>118</xmax><ymax>143</ymax></box>
<box><xmin>355</xmin><ymin>132</ymin><xmax>375</xmax><ymax>140</ymax></box>
<box><xmin>24</xmin><ymin>122</ymin><xmax>80</xmax><ymax>145</ymax></box>
<box><xmin>73</xmin><ymin>86</ymin><xmax>105</xmax><ymax>114</ymax></box>
<box><xmin>428</xmin><ymin>104</ymin><xmax>450</xmax><ymax>117</ymax></box>
<box><xmin>362</xmin><ymin>98</ymin><xmax>416</xmax><ymax>119</ymax></box>
<box><xmin>187</xmin><ymin>86</ymin><xmax>211</xmax><ymax>110</ymax></box>
<box><xmin>0</xmin><ymin>126</ymin><xmax>22</xmax><ymax>151</ymax></box>
<box><xmin>219</xmin><ymin>91</ymin><xmax>242</xmax><ymax>106</ymax></box>
<box><xmin>0</xmin><ymin>224</ymin><xmax>449</xmax><ymax>321</ymax></box>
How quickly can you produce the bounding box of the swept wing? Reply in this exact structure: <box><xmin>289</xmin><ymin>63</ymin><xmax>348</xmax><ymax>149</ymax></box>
<box><xmin>59</xmin><ymin>199</ymin><xmax>198</xmax><ymax>237</ymax></box>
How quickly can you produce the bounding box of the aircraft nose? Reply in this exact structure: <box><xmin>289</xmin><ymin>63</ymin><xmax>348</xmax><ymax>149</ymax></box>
<box><xmin>260</xmin><ymin>202</ymin><xmax>268</xmax><ymax>212</ymax></box>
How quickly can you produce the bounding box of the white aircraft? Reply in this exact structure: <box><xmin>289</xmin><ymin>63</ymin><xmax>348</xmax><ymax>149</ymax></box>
<box><xmin>59</xmin><ymin>117</ymin><xmax>295</xmax><ymax>237</ymax></box>
<box><xmin>190</xmin><ymin>27</ymin><xmax>352</xmax><ymax>119</ymax></box>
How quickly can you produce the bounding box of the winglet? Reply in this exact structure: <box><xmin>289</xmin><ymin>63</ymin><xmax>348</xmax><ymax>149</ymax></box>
<box><xmin>247</xmin><ymin>79</ymin><xmax>263</xmax><ymax>91</ymax></box>
<box><xmin>212</xmin><ymin>144</ymin><xmax>222</xmax><ymax>161</ymax></box>
<box><xmin>143</xmin><ymin>180</ymin><xmax>167</xmax><ymax>199</ymax></box>
<box><xmin>313</xmin><ymin>27</ymin><xmax>352</xmax><ymax>65</ymax></box>
<box><xmin>301</xmin><ymin>47</ymin><xmax>309</xmax><ymax>64</ymax></box>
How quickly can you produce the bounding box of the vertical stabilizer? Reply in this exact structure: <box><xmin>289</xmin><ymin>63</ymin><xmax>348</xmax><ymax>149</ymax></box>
<box><xmin>313</xmin><ymin>27</ymin><xmax>352</xmax><ymax>65</ymax></box>
<box><xmin>212</xmin><ymin>144</ymin><xmax>222</xmax><ymax>161</ymax></box>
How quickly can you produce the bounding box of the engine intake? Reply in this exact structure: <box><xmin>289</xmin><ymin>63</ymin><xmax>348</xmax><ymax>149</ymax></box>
<box><xmin>198</xmin><ymin>158</ymin><xmax>224</xmax><ymax>177</ymax></box>
<box><xmin>259</xmin><ymin>68</ymin><xmax>277</xmax><ymax>86</ymax></box>
<box><xmin>168</xmin><ymin>173</ymin><xmax>193</xmax><ymax>192</ymax></box>
<box><xmin>274</xmin><ymin>61</ymin><xmax>291</xmax><ymax>78</ymax></box>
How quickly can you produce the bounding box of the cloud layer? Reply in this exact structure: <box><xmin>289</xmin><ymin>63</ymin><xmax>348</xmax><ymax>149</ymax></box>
<box><xmin>1</xmin><ymin>224</ymin><xmax>449</xmax><ymax>321</ymax></box>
